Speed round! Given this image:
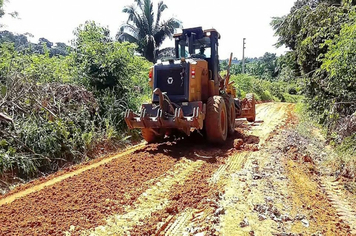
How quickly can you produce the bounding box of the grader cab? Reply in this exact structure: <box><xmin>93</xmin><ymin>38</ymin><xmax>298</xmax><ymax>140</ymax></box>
<box><xmin>125</xmin><ymin>27</ymin><xmax>256</xmax><ymax>143</ymax></box>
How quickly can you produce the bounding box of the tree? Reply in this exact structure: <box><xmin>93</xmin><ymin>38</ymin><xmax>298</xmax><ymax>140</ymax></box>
<box><xmin>157</xmin><ymin>47</ymin><xmax>175</xmax><ymax>59</ymax></box>
<box><xmin>271</xmin><ymin>0</ymin><xmax>356</xmax><ymax>77</ymax></box>
<box><xmin>71</xmin><ymin>21</ymin><xmax>151</xmax><ymax>130</ymax></box>
<box><xmin>320</xmin><ymin>18</ymin><xmax>356</xmax><ymax>116</ymax></box>
<box><xmin>0</xmin><ymin>0</ymin><xmax>4</xmax><ymax>19</ymax></box>
<box><xmin>39</xmin><ymin>38</ymin><xmax>53</xmax><ymax>48</ymax></box>
<box><xmin>271</xmin><ymin>0</ymin><xmax>356</xmax><ymax>124</ymax></box>
<box><xmin>0</xmin><ymin>30</ymin><xmax>29</xmax><ymax>49</ymax></box>
<box><xmin>0</xmin><ymin>0</ymin><xmax>19</xmax><ymax>28</ymax></box>
<box><xmin>275</xmin><ymin>52</ymin><xmax>300</xmax><ymax>82</ymax></box>
<box><xmin>117</xmin><ymin>0</ymin><xmax>182</xmax><ymax>63</ymax></box>
<box><xmin>72</xmin><ymin>21</ymin><xmax>150</xmax><ymax>91</ymax></box>
<box><xmin>0</xmin><ymin>31</ymin><xmax>71</xmax><ymax>56</ymax></box>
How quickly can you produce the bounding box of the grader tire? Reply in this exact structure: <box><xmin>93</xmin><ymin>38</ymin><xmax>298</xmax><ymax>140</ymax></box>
<box><xmin>141</xmin><ymin>128</ymin><xmax>163</xmax><ymax>144</ymax></box>
<box><xmin>205</xmin><ymin>96</ymin><xmax>228</xmax><ymax>144</ymax></box>
<box><xmin>246</xmin><ymin>93</ymin><xmax>256</xmax><ymax>122</ymax></box>
<box><xmin>224</xmin><ymin>97</ymin><xmax>236</xmax><ymax>135</ymax></box>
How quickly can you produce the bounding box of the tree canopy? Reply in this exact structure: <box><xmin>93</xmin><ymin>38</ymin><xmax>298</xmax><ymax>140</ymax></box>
<box><xmin>271</xmin><ymin>0</ymin><xmax>356</xmax><ymax>127</ymax></box>
<box><xmin>117</xmin><ymin>0</ymin><xmax>182</xmax><ymax>62</ymax></box>
<box><xmin>0</xmin><ymin>30</ymin><xmax>70</xmax><ymax>56</ymax></box>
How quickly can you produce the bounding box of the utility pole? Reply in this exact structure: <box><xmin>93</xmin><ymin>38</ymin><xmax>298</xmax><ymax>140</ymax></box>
<box><xmin>242</xmin><ymin>38</ymin><xmax>246</xmax><ymax>74</ymax></box>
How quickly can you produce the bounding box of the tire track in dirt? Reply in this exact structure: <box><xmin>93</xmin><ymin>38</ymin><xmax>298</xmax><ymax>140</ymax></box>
<box><xmin>210</xmin><ymin>152</ymin><xmax>250</xmax><ymax>184</ymax></box>
<box><xmin>321</xmin><ymin>178</ymin><xmax>356</xmax><ymax>234</ymax></box>
<box><xmin>128</xmin><ymin>159</ymin><xmax>223</xmax><ymax>236</ymax></box>
<box><xmin>79</xmin><ymin>158</ymin><xmax>205</xmax><ymax>235</ymax></box>
<box><xmin>130</xmin><ymin>103</ymin><xmax>293</xmax><ymax>236</ymax></box>
<box><xmin>284</xmin><ymin>159</ymin><xmax>350</xmax><ymax>235</ymax></box>
<box><xmin>157</xmin><ymin>152</ymin><xmax>251</xmax><ymax>236</ymax></box>
<box><xmin>217</xmin><ymin>104</ymin><xmax>351</xmax><ymax>236</ymax></box>
<box><xmin>250</xmin><ymin>102</ymin><xmax>289</xmax><ymax>145</ymax></box>
<box><xmin>217</xmin><ymin>103</ymin><xmax>291</xmax><ymax>235</ymax></box>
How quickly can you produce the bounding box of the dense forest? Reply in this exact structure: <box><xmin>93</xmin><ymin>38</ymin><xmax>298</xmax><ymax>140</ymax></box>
<box><xmin>0</xmin><ymin>0</ymin><xmax>355</xmax><ymax>180</ymax></box>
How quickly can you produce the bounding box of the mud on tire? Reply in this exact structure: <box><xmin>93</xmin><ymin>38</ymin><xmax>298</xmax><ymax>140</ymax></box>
<box><xmin>224</xmin><ymin>96</ymin><xmax>236</xmax><ymax>135</ymax></box>
<box><xmin>205</xmin><ymin>96</ymin><xmax>228</xmax><ymax>144</ymax></box>
<box><xmin>246</xmin><ymin>93</ymin><xmax>256</xmax><ymax>122</ymax></box>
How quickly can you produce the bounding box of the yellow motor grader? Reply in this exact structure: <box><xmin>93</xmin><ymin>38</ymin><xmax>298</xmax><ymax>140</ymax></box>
<box><xmin>125</xmin><ymin>27</ymin><xmax>255</xmax><ymax>143</ymax></box>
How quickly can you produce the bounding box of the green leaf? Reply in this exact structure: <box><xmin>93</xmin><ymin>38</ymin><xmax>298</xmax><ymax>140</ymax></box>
<box><xmin>1</xmin><ymin>85</ymin><xmax>6</xmax><ymax>97</ymax></box>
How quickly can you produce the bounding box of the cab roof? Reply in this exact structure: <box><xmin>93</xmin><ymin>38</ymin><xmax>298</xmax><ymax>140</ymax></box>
<box><xmin>173</xmin><ymin>27</ymin><xmax>221</xmax><ymax>39</ymax></box>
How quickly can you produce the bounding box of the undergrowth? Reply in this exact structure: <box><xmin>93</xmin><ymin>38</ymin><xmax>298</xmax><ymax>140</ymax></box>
<box><xmin>0</xmin><ymin>22</ymin><xmax>151</xmax><ymax>181</ymax></box>
<box><xmin>295</xmin><ymin>102</ymin><xmax>356</xmax><ymax>179</ymax></box>
<box><xmin>230</xmin><ymin>74</ymin><xmax>303</xmax><ymax>103</ymax></box>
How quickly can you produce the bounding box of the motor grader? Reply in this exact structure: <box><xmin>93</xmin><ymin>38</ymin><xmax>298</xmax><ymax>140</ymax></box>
<box><xmin>125</xmin><ymin>27</ymin><xmax>255</xmax><ymax>143</ymax></box>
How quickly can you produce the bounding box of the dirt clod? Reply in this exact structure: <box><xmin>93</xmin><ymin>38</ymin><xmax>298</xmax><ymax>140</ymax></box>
<box><xmin>239</xmin><ymin>217</ymin><xmax>249</xmax><ymax>227</ymax></box>
<box><xmin>233</xmin><ymin>139</ymin><xmax>244</xmax><ymax>149</ymax></box>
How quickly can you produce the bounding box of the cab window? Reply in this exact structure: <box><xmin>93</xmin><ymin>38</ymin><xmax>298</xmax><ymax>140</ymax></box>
<box><xmin>194</xmin><ymin>47</ymin><xmax>211</xmax><ymax>58</ymax></box>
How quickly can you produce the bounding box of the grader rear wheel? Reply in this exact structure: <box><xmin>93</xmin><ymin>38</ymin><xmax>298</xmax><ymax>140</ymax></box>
<box><xmin>224</xmin><ymin>97</ymin><xmax>236</xmax><ymax>135</ymax></box>
<box><xmin>246</xmin><ymin>93</ymin><xmax>256</xmax><ymax>122</ymax></box>
<box><xmin>141</xmin><ymin>128</ymin><xmax>164</xmax><ymax>144</ymax></box>
<box><xmin>205</xmin><ymin>96</ymin><xmax>228</xmax><ymax>144</ymax></box>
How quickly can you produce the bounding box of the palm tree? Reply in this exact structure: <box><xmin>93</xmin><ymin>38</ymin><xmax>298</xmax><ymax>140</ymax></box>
<box><xmin>117</xmin><ymin>0</ymin><xmax>182</xmax><ymax>63</ymax></box>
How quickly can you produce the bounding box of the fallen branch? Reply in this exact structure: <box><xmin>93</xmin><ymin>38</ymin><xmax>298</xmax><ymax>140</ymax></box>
<box><xmin>0</xmin><ymin>112</ymin><xmax>13</xmax><ymax>123</ymax></box>
<box><xmin>34</xmin><ymin>99</ymin><xmax>58</xmax><ymax>119</ymax></box>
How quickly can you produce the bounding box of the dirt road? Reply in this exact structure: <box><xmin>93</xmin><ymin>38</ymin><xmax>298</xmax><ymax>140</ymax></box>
<box><xmin>0</xmin><ymin>103</ymin><xmax>355</xmax><ymax>235</ymax></box>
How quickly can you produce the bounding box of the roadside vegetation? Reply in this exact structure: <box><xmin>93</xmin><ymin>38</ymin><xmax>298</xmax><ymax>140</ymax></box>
<box><xmin>220</xmin><ymin>50</ymin><xmax>303</xmax><ymax>103</ymax></box>
<box><xmin>229</xmin><ymin>74</ymin><xmax>302</xmax><ymax>103</ymax></box>
<box><xmin>0</xmin><ymin>21</ymin><xmax>152</xmax><ymax>180</ymax></box>
<box><xmin>271</xmin><ymin>0</ymin><xmax>356</xmax><ymax>179</ymax></box>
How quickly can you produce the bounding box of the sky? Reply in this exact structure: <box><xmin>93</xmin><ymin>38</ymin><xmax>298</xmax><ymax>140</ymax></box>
<box><xmin>1</xmin><ymin>0</ymin><xmax>296</xmax><ymax>59</ymax></box>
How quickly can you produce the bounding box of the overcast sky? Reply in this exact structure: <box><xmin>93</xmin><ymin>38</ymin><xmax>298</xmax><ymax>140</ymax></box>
<box><xmin>1</xmin><ymin>0</ymin><xmax>295</xmax><ymax>59</ymax></box>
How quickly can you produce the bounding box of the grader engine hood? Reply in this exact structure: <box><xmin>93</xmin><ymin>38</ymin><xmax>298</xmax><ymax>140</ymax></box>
<box><xmin>152</xmin><ymin>62</ymin><xmax>190</xmax><ymax>103</ymax></box>
<box><xmin>124</xmin><ymin>59</ymin><xmax>206</xmax><ymax>136</ymax></box>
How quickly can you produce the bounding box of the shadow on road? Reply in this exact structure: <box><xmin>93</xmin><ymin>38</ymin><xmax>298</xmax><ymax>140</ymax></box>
<box><xmin>137</xmin><ymin>120</ymin><xmax>261</xmax><ymax>163</ymax></box>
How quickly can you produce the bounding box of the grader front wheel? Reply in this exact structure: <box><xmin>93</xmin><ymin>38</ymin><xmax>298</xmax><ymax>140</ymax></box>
<box><xmin>224</xmin><ymin>97</ymin><xmax>236</xmax><ymax>135</ymax></box>
<box><xmin>205</xmin><ymin>96</ymin><xmax>228</xmax><ymax>144</ymax></box>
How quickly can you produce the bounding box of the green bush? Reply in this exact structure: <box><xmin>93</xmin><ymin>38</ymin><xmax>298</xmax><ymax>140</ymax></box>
<box><xmin>230</xmin><ymin>74</ymin><xmax>300</xmax><ymax>102</ymax></box>
<box><xmin>0</xmin><ymin>43</ymin><xmax>74</xmax><ymax>83</ymax></box>
<box><xmin>287</xmin><ymin>86</ymin><xmax>297</xmax><ymax>95</ymax></box>
<box><xmin>0</xmin><ymin>22</ymin><xmax>151</xmax><ymax>179</ymax></box>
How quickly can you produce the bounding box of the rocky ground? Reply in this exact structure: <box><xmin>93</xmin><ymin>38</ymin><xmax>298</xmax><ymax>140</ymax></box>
<box><xmin>0</xmin><ymin>103</ymin><xmax>355</xmax><ymax>236</ymax></box>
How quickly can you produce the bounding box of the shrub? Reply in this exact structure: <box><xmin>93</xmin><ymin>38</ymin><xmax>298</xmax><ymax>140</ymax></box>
<box><xmin>0</xmin><ymin>22</ymin><xmax>152</xmax><ymax>179</ymax></box>
<box><xmin>230</xmin><ymin>74</ymin><xmax>299</xmax><ymax>102</ymax></box>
